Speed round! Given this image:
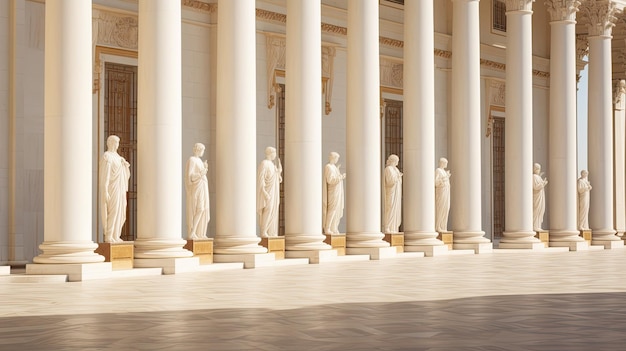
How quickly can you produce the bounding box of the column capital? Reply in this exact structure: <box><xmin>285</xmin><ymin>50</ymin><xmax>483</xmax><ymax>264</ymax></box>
<box><xmin>545</xmin><ymin>0</ymin><xmax>580</xmax><ymax>22</ymax></box>
<box><xmin>614</xmin><ymin>79</ymin><xmax>626</xmax><ymax>109</ymax></box>
<box><xmin>506</xmin><ymin>0</ymin><xmax>534</xmax><ymax>12</ymax></box>
<box><xmin>580</xmin><ymin>0</ymin><xmax>620</xmax><ymax>37</ymax></box>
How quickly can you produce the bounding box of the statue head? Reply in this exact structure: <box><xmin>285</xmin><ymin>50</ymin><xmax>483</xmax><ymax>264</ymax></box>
<box><xmin>106</xmin><ymin>135</ymin><xmax>120</xmax><ymax>152</ymax></box>
<box><xmin>534</xmin><ymin>163</ymin><xmax>541</xmax><ymax>174</ymax></box>
<box><xmin>581</xmin><ymin>169</ymin><xmax>588</xmax><ymax>178</ymax></box>
<box><xmin>438</xmin><ymin>157</ymin><xmax>448</xmax><ymax>168</ymax></box>
<box><xmin>329</xmin><ymin>152</ymin><xmax>340</xmax><ymax>164</ymax></box>
<box><xmin>265</xmin><ymin>146</ymin><xmax>277</xmax><ymax>160</ymax></box>
<box><xmin>193</xmin><ymin>143</ymin><xmax>205</xmax><ymax>157</ymax></box>
<box><xmin>387</xmin><ymin>154</ymin><xmax>399</xmax><ymax>167</ymax></box>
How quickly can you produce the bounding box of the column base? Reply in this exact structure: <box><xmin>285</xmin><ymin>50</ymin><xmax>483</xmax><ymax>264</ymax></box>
<box><xmin>133</xmin><ymin>257</ymin><xmax>200</xmax><ymax>274</ymax></box>
<box><xmin>500</xmin><ymin>230</ymin><xmax>542</xmax><ymax>246</ymax></box>
<box><xmin>453</xmin><ymin>242</ymin><xmax>493</xmax><ymax>254</ymax></box>
<box><xmin>32</xmin><ymin>241</ymin><xmax>105</xmax><ymax>264</ymax></box>
<box><xmin>25</xmin><ymin>262</ymin><xmax>112</xmax><ymax>282</ymax></box>
<box><xmin>498</xmin><ymin>242</ymin><xmax>546</xmax><ymax>250</ymax></box>
<box><xmin>549</xmin><ymin>241</ymin><xmax>589</xmax><ymax>251</ymax></box>
<box><xmin>535</xmin><ymin>230</ymin><xmax>549</xmax><ymax>248</ymax></box>
<box><xmin>404</xmin><ymin>230</ymin><xmax>443</xmax><ymax>246</ymax></box>
<box><xmin>213</xmin><ymin>253</ymin><xmax>276</xmax><ymax>268</ymax></box>
<box><xmin>383</xmin><ymin>232</ymin><xmax>404</xmax><ymax>252</ymax></box>
<box><xmin>260</xmin><ymin>236</ymin><xmax>285</xmax><ymax>259</ymax></box>
<box><xmin>346</xmin><ymin>246</ymin><xmax>397</xmax><ymax>260</ymax></box>
<box><xmin>591</xmin><ymin>230</ymin><xmax>622</xmax><ymax>243</ymax></box>
<box><xmin>437</xmin><ymin>231</ymin><xmax>453</xmax><ymax>250</ymax></box>
<box><xmin>184</xmin><ymin>239</ymin><xmax>214</xmax><ymax>264</ymax></box>
<box><xmin>134</xmin><ymin>238</ymin><xmax>194</xmax><ymax>259</ymax></box>
<box><xmin>591</xmin><ymin>240</ymin><xmax>625</xmax><ymax>249</ymax></box>
<box><xmin>346</xmin><ymin>231</ymin><xmax>390</xmax><ymax>248</ymax></box>
<box><xmin>404</xmin><ymin>244</ymin><xmax>449</xmax><ymax>257</ymax></box>
<box><xmin>213</xmin><ymin>236</ymin><xmax>267</xmax><ymax>254</ymax></box>
<box><xmin>580</xmin><ymin>230</ymin><xmax>592</xmax><ymax>245</ymax></box>
<box><xmin>324</xmin><ymin>234</ymin><xmax>346</xmax><ymax>255</ymax></box>
<box><xmin>95</xmin><ymin>242</ymin><xmax>134</xmax><ymax>270</ymax></box>
<box><xmin>285</xmin><ymin>234</ymin><xmax>331</xmax><ymax>251</ymax></box>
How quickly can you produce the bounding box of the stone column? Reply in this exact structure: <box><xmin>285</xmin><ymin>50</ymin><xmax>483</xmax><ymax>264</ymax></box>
<box><xmin>345</xmin><ymin>0</ymin><xmax>393</xmax><ymax>259</ymax></box>
<box><xmin>214</xmin><ymin>0</ymin><xmax>266</xmax><ymax>256</ymax></box>
<box><xmin>545</xmin><ymin>0</ymin><xmax>586</xmax><ymax>250</ymax></box>
<box><xmin>27</xmin><ymin>0</ymin><xmax>106</xmax><ymax>280</ymax></box>
<box><xmin>284</xmin><ymin>0</ymin><xmax>331</xmax><ymax>254</ymax></box>
<box><xmin>500</xmin><ymin>0</ymin><xmax>543</xmax><ymax>249</ymax></box>
<box><xmin>450</xmin><ymin>0</ymin><xmax>492</xmax><ymax>253</ymax></box>
<box><xmin>583</xmin><ymin>0</ymin><xmax>623</xmax><ymax>248</ymax></box>
<box><xmin>614</xmin><ymin>80</ymin><xmax>626</xmax><ymax>237</ymax></box>
<box><xmin>402</xmin><ymin>0</ymin><xmax>446</xmax><ymax>256</ymax></box>
<box><xmin>134</xmin><ymin>0</ymin><xmax>194</xmax><ymax>266</ymax></box>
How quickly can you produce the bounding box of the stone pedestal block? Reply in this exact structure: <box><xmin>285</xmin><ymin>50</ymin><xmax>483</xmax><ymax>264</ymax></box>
<box><xmin>260</xmin><ymin>237</ymin><xmax>285</xmax><ymax>260</ymax></box>
<box><xmin>383</xmin><ymin>233</ymin><xmax>404</xmax><ymax>252</ymax></box>
<box><xmin>535</xmin><ymin>231</ymin><xmax>549</xmax><ymax>248</ymax></box>
<box><xmin>95</xmin><ymin>242</ymin><xmax>134</xmax><ymax>270</ymax></box>
<box><xmin>184</xmin><ymin>239</ymin><xmax>214</xmax><ymax>264</ymax></box>
<box><xmin>580</xmin><ymin>230</ymin><xmax>592</xmax><ymax>245</ymax></box>
<box><xmin>437</xmin><ymin>231</ymin><xmax>453</xmax><ymax>250</ymax></box>
<box><xmin>324</xmin><ymin>234</ymin><xmax>346</xmax><ymax>255</ymax></box>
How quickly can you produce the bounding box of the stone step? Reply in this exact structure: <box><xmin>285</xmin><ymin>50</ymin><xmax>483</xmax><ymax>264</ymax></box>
<box><xmin>0</xmin><ymin>273</ymin><xmax>68</xmax><ymax>283</ymax></box>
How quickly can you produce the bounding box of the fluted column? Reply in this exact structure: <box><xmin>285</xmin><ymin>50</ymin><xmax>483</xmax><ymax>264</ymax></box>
<box><xmin>346</xmin><ymin>0</ymin><xmax>388</xmax><ymax>248</ymax></box>
<box><xmin>546</xmin><ymin>0</ymin><xmax>585</xmax><ymax>247</ymax></box>
<box><xmin>500</xmin><ymin>0</ymin><xmax>542</xmax><ymax>248</ymax></box>
<box><xmin>32</xmin><ymin>0</ymin><xmax>103</xmax><ymax>264</ymax></box>
<box><xmin>134</xmin><ymin>0</ymin><xmax>192</xmax><ymax>259</ymax></box>
<box><xmin>450</xmin><ymin>0</ymin><xmax>491</xmax><ymax>249</ymax></box>
<box><xmin>403</xmin><ymin>0</ymin><xmax>443</xmax><ymax>250</ymax></box>
<box><xmin>284</xmin><ymin>0</ymin><xmax>330</xmax><ymax>251</ymax></box>
<box><xmin>583</xmin><ymin>0</ymin><xmax>622</xmax><ymax>245</ymax></box>
<box><xmin>214</xmin><ymin>0</ymin><xmax>266</xmax><ymax>254</ymax></box>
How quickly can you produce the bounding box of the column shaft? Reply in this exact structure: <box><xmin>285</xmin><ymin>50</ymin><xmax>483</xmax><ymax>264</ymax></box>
<box><xmin>403</xmin><ymin>0</ymin><xmax>442</xmax><ymax>247</ymax></box>
<box><xmin>547</xmin><ymin>5</ymin><xmax>581</xmax><ymax>242</ymax></box>
<box><xmin>346</xmin><ymin>0</ymin><xmax>387</xmax><ymax>248</ymax></box>
<box><xmin>501</xmin><ymin>3</ymin><xmax>541</xmax><ymax>245</ymax></box>
<box><xmin>135</xmin><ymin>0</ymin><xmax>191</xmax><ymax>258</ymax></box>
<box><xmin>215</xmin><ymin>0</ymin><xmax>265</xmax><ymax>254</ymax></box>
<box><xmin>35</xmin><ymin>0</ymin><xmax>102</xmax><ymax>263</ymax></box>
<box><xmin>284</xmin><ymin>0</ymin><xmax>330</xmax><ymax>250</ymax></box>
<box><xmin>451</xmin><ymin>0</ymin><xmax>488</xmax><ymax>244</ymax></box>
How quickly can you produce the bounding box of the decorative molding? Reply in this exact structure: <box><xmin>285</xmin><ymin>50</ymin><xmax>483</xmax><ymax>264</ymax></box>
<box><xmin>256</xmin><ymin>8</ymin><xmax>287</xmax><ymax>24</ymax></box>
<box><xmin>576</xmin><ymin>34</ymin><xmax>589</xmax><ymax>60</ymax></box>
<box><xmin>322</xmin><ymin>46</ymin><xmax>336</xmax><ymax>115</ymax></box>
<box><xmin>321</xmin><ymin>23</ymin><xmax>347</xmax><ymax>36</ymax></box>
<box><xmin>182</xmin><ymin>0</ymin><xmax>217</xmax><ymax>14</ymax></box>
<box><xmin>93</xmin><ymin>46</ymin><xmax>138</xmax><ymax>94</ymax></box>
<box><xmin>380</xmin><ymin>36</ymin><xmax>403</xmax><ymax>48</ymax></box>
<box><xmin>486</xmin><ymin>80</ymin><xmax>506</xmax><ymax>138</ymax></box>
<box><xmin>505</xmin><ymin>0</ymin><xmax>535</xmax><ymax>12</ymax></box>
<box><xmin>580</xmin><ymin>0</ymin><xmax>620</xmax><ymax>37</ymax></box>
<box><xmin>545</xmin><ymin>0</ymin><xmax>580</xmax><ymax>22</ymax></box>
<box><xmin>614</xmin><ymin>79</ymin><xmax>626</xmax><ymax>110</ymax></box>
<box><xmin>435</xmin><ymin>49</ymin><xmax>452</xmax><ymax>59</ymax></box>
<box><xmin>380</xmin><ymin>58</ymin><xmax>404</xmax><ymax>89</ymax></box>
<box><xmin>481</xmin><ymin>59</ymin><xmax>506</xmax><ymax>71</ymax></box>
<box><xmin>93</xmin><ymin>10</ymin><xmax>138</xmax><ymax>50</ymax></box>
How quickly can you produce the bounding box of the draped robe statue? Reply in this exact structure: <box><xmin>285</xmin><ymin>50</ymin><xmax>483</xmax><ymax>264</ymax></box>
<box><xmin>384</xmin><ymin>154</ymin><xmax>402</xmax><ymax>233</ymax></box>
<box><xmin>99</xmin><ymin>135</ymin><xmax>131</xmax><ymax>243</ymax></box>
<box><xmin>577</xmin><ymin>170</ymin><xmax>592</xmax><ymax>231</ymax></box>
<box><xmin>185</xmin><ymin>143</ymin><xmax>210</xmax><ymax>240</ymax></box>
<box><xmin>532</xmin><ymin>163</ymin><xmax>548</xmax><ymax>231</ymax></box>
<box><xmin>257</xmin><ymin>147</ymin><xmax>282</xmax><ymax>237</ymax></box>
<box><xmin>435</xmin><ymin>157</ymin><xmax>451</xmax><ymax>232</ymax></box>
<box><xmin>323</xmin><ymin>152</ymin><xmax>346</xmax><ymax>234</ymax></box>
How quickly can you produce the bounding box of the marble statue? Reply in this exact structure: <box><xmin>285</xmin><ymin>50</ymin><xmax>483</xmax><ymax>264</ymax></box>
<box><xmin>435</xmin><ymin>157</ymin><xmax>451</xmax><ymax>232</ymax></box>
<box><xmin>577</xmin><ymin>170</ymin><xmax>592</xmax><ymax>231</ymax></box>
<box><xmin>99</xmin><ymin>135</ymin><xmax>131</xmax><ymax>243</ymax></box>
<box><xmin>185</xmin><ymin>143</ymin><xmax>210</xmax><ymax>240</ymax></box>
<box><xmin>383</xmin><ymin>154</ymin><xmax>403</xmax><ymax>233</ymax></box>
<box><xmin>323</xmin><ymin>152</ymin><xmax>346</xmax><ymax>234</ymax></box>
<box><xmin>257</xmin><ymin>146</ymin><xmax>282</xmax><ymax>237</ymax></box>
<box><xmin>532</xmin><ymin>163</ymin><xmax>548</xmax><ymax>231</ymax></box>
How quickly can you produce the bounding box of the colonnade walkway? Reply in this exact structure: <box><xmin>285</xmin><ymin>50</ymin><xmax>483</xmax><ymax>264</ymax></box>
<box><xmin>1</xmin><ymin>249</ymin><xmax>626</xmax><ymax>350</ymax></box>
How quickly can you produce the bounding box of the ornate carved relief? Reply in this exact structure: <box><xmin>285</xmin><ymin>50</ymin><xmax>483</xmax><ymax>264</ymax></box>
<box><xmin>576</xmin><ymin>34</ymin><xmax>589</xmax><ymax>60</ymax></box>
<box><xmin>614</xmin><ymin>79</ymin><xmax>626</xmax><ymax>110</ymax></box>
<box><xmin>321</xmin><ymin>23</ymin><xmax>348</xmax><ymax>36</ymax></box>
<box><xmin>505</xmin><ymin>0</ymin><xmax>535</xmax><ymax>11</ymax></box>
<box><xmin>322</xmin><ymin>46</ymin><xmax>336</xmax><ymax>115</ymax></box>
<box><xmin>93</xmin><ymin>10</ymin><xmax>138</xmax><ymax>50</ymax></box>
<box><xmin>380</xmin><ymin>59</ymin><xmax>403</xmax><ymax>89</ymax></box>
<box><xmin>485</xmin><ymin>80</ymin><xmax>506</xmax><ymax>137</ymax></box>
<box><xmin>435</xmin><ymin>49</ymin><xmax>452</xmax><ymax>59</ymax></box>
<box><xmin>257</xmin><ymin>8</ymin><xmax>287</xmax><ymax>24</ymax></box>
<box><xmin>545</xmin><ymin>0</ymin><xmax>580</xmax><ymax>22</ymax></box>
<box><xmin>481</xmin><ymin>59</ymin><xmax>506</xmax><ymax>71</ymax></box>
<box><xmin>182</xmin><ymin>0</ymin><xmax>217</xmax><ymax>13</ymax></box>
<box><xmin>580</xmin><ymin>0</ymin><xmax>620</xmax><ymax>37</ymax></box>
<box><xmin>380</xmin><ymin>37</ymin><xmax>403</xmax><ymax>48</ymax></box>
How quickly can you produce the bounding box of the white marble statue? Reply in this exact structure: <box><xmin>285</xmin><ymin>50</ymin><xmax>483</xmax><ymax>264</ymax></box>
<box><xmin>257</xmin><ymin>146</ymin><xmax>282</xmax><ymax>237</ymax></box>
<box><xmin>577</xmin><ymin>170</ymin><xmax>592</xmax><ymax>231</ymax></box>
<box><xmin>99</xmin><ymin>135</ymin><xmax>131</xmax><ymax>243</ymax></box>
<box><xmin>532</xmin><ymin>163</ymin><xmax>548</xmax><ymax>231</ymax></box>
<box><xmin>185</xmin><ymin>143</ymin><xmax>210</xmax><ymax>240</ymax></box>
<box><xmin>323</xmin><ymin>152</ymin><xmax>346</xmax><ymax>234</ymax></box>
<box><xmin>435</xmin><ymin>157</ymin><xmax>451</xmax><ymax>232</ymax></box>
<box><xmin>384</xmin><ymin>154</ymin><xmax>403</xmax><ymax>233</ymax></box>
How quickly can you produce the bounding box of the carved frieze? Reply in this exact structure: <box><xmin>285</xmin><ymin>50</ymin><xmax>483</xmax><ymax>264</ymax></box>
<box><xmin>580</xmin><ymin>0</ymin><xmax>620</xmax><ymax>37</ymax></box>
<box><xmin>545</xmin><ymin>0</ymin><xmax>580</xmax><ymax>22</ymax></box>
<box><xmin>576</xmin><ymin>34</ymin><xmax>589</xmax><ymax>60</ymax></box>
<box><xmin>257</xmin><ymin>8</ymin><xmax>287</xmax><ymax>24</ymax></box>
<box><xmin>505</xmin><ymin>0</ymin><xmax>535</xmax><ymax>11</ymax></box>
<box><xmin>380</xmin><ymin>59</ymin><xmax>403</xmax><ymax>89</ymax></box>
<box><xmin>182</xmin><ymin>0</ymin><xmax>216</xmax><ymax>14</ymax></box>
<box><xmin>93</xmin><ymin>10</ymin><xmax>138</xmax><ymax>50</ymax></box>
<box><xmin>380</xmin><ymin>37</ymin><xmax>403</xmax><ymax>48</ymax></box>
<box><xmin>321</xmin><ymin>23</ymin><xmax>347</xmax><ymax>36</ymax></box>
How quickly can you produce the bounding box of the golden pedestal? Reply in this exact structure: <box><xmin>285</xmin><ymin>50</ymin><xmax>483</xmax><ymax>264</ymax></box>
<box><xmin>580</xmin><ymin>230</ymin><xmax>592</xmax><ymax>245</ymax></box>
<box><xmin>95</xmin><ymin>242</ymin><xmax>134</xmax><ymax>270</ymax></box>
<box><xmin>437</xmin><ymin>231</ymin><xmax>453</xmax><ymax>250</ymax></box>
<box><xmin>324</xmin><ymin>234</ymin><xmax>346</xmax><ymax>255</ymax></box>
<box><xmin>383</xmin><ymin>233</ymin><xmax>404</xmax><ymax>253</ymax></box>
<box><xmin>184</xmin><ymin>239</ymin><xmax>214</xmax><ymax>264</ymax></box>
<box><xmin>535</xmin><ymin>230</ymin><xmax>550</xmax><ymax>248</ymax></box>
<box><xmin>260</xmin><ymin>236</ymin><xmax>285</xmax><ymax>260</ymax></box>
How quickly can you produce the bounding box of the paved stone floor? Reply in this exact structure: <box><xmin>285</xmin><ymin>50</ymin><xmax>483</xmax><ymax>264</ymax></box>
<box><xmin>2</xmin><ymin>249</ymin><xmax>626</xmax><ymax>350</ymax></box>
